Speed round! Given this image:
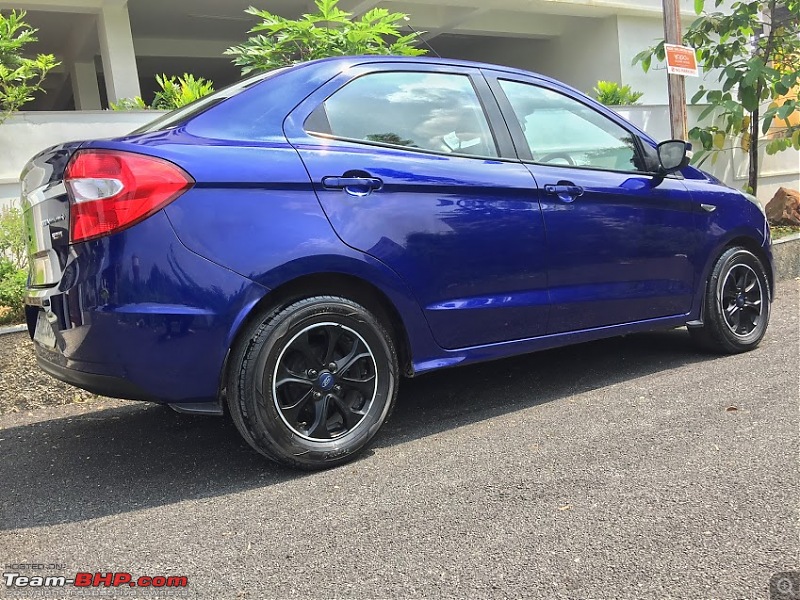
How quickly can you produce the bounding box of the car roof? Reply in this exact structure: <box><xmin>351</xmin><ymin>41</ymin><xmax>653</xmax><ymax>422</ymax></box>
<box><xmin>293</xmin><ymin>54</ymin><xmax>571</xmax><ymax>90</ymax></box>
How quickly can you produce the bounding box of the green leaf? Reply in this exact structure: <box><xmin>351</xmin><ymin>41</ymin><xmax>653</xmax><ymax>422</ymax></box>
<box><xmin>740</xmin><ymin>86</ymin><xmax>758</xmax><ymax>112</ymax></box>
<box><xmin>694</xmin><ymin>0</ymin><xmax>705</xmax><ymax>14</ymax></box>
<box><xmin>777</xmin><ymin>103</ymin><xmax>796</xmax><ymax>121</ymax></box>
<box><xmin>698</xmin><ymin>104</ymin><xmax>717</xmax><ymax>121</ymax></box>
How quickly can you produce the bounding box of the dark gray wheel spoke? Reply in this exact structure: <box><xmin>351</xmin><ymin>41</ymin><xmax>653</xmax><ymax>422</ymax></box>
<box><xmin>323</xmin><ymin>326</ymin><xmax>343</xmax><ymax>365</ymax></box>
<box><xmin>337</xmin><ymin>341</ymin><xmax>372</xmax><ymax>375</ymax></box>
<box><xmin>275</xmin><ymin>375</ymin><xmax>313</xmax><ymax>389</ymax></box>
<box><xmin>279</xmin><ymin>388</ymin><xmax>315</xmax><ymax>424</ymax></box>
<box><xmin>743</xmin><ymin>271</ymin><xmax>756</xmax><ymax>292</ymax></box>
<box><xmin>731</xmin><ymin>309</ymin><xmax>742</xmax><ymax>331</ymax></box>
<box><xmin>331</xmin><ymin>395</ymin><xmax>364</xmax><ymax>429</ymax></box>
<box><xmin>306</xmin><ymin>396</ymin><xmax>332</xmax><ymax>439</ymax></box>
<box><xmin>340</xmin><ymin>373</ymin><xmax>376</xmax><ymax>397</ymax></box>
<box><xmin>292</xmin><ymin>332</ymin><xmax>322</xmax><ymax>368</ymax></box>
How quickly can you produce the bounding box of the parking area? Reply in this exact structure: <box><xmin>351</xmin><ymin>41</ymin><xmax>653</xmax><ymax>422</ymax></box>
<box><xmin>1</xmin><ymin>281</ymin><xmax>797</xmax><ymax>599</ymax></box>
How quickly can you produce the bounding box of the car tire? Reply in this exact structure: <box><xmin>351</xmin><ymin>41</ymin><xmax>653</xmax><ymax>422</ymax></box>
<box><xmin>227</xmin><ymin>296</ymin><xmax>398</xmax><ymax>469</ymax></box>
<box><xmin>689</xmin><ymin>247</ymin><xmax>771</xmax><ymax>354</ymax></box>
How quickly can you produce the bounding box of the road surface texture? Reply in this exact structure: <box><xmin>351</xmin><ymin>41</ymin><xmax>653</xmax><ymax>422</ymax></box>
<box><xmin>1</xmin><ymin>281</ymin><xmax>798</xmax><ymax>600</ymax></box>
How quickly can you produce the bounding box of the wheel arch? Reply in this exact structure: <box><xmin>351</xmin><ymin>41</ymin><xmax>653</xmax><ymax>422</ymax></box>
<box><xmin>690</xmin><ymin>233</ymin><xmax>774</xmax><ymax>327</ymax></box>
<box><xmin>721</xmin><ymin>236</ymin><xmax>774</xmax><ymax>298</ymax></box>
<box><xmin>224</xmin><ymin>271</ymin><xmax>416</xmax><ymax>390</ymax></box>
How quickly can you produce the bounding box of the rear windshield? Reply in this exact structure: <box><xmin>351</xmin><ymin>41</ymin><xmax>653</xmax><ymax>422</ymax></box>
<box><xmin>132</xmin><ymin>68</ymin><xmax>289</xmax><ymax>134</ymax></box>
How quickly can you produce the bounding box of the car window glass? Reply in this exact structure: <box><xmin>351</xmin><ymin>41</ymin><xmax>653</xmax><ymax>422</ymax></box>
<box><xmin>305</xmin><ymin>71</ymin><xmax>498</xmax><ymax>158</ymax></box>
<box><xmin>498</xmin><ymin>79</ymin><xmax>641</xmax><ymax>172</ymax></box>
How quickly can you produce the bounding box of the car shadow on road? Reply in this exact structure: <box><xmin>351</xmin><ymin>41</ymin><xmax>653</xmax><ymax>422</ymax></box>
<box><xmin>0</xmin><ymin>327</ymin><xmax>717</xmax><ymax>531</ymax></box>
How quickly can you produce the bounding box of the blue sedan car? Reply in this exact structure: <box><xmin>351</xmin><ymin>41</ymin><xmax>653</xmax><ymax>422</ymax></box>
<box><xmin>22</xmin><ymin>56</ymin><xmax>772</xmax><ymax>469</ymax></box>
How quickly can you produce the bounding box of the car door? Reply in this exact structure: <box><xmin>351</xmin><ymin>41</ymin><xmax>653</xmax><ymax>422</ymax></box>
<box><xmin>283</xmin><ymin>64</ymin><xmax>549</xmax><ymax>350</ymax></box>
<box><xmin>486</xmin><ymin>74</ymin><xmax>700</xmax><ymax>334</ymax></box>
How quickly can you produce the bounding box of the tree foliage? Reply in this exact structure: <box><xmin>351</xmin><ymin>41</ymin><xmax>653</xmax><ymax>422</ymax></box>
<box><xmin>0</xmin><ymin>10</ymin><xmax>58</xmax><ymax>123</ymax></box>
<box><xmin>226</xmin><ymin>0</ymin><xmax>427</xmax><ymax>75</ymax></box>
<box><xmin>633</xmin><ymin>0</ymin><xmax>799</xmax><ymax>195</ymax></box>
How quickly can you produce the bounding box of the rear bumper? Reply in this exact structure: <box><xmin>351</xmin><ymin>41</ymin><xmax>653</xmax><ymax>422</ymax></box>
<box><xmin>24</xmin><ymin>210</ymin><xmax>269</xmax><ymax>406</ymax></box>
<box><xmin>34</xmin><ymin>343</ymin><xmax>159</xmax><ymax>401</ymax></box>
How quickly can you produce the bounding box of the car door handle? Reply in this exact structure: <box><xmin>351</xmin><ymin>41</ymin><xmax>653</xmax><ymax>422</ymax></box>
<box><xmin>321</xmin><ymin>176</ymin><xmax>383</xmax><ymax>196</ymax></box>
<box><xmin>544</xmin><ymin>182</ymin><xmax>584</xmax><ymax>203</ymax></box>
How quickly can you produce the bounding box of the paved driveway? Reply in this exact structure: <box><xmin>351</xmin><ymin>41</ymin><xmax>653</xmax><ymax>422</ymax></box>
<box><xmin>1</xmin><ymin>282</ymin><xmax>798</xmax><ymax>599</ymax></box>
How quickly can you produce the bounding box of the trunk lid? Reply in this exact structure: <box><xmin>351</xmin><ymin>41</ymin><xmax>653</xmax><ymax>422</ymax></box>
<box><xmin>20</xmin><ymin>141</ymin><xmax>83</xmax><ymax>288</ymax></box>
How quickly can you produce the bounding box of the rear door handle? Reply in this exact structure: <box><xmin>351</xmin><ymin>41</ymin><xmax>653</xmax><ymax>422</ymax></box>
<box><xmin>544</xmin><ymin>182</ymin><xmax>584</xmax><ymax>203</ymax></box>
<box><xmin>321</xmin><ymin>176</ymin><xmax>383</xmax><ymax>197</ymax></box>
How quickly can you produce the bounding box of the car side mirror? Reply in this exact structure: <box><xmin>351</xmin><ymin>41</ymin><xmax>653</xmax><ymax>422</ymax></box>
<box><xmin>657</xmin><ymin>140</ymin><xmax>692</xmax><ymax>173</ymax></box>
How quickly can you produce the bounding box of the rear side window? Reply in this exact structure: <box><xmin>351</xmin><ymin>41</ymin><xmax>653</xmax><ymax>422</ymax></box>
<box><xmin>134</xmin><ymin>70</ymin><xmax>284</xmax><ymax>134</ymax></box>
<box><xmin>305</xmin><ymin>71</ymin><xmax>499</xmax><ymax>158</ymax></box>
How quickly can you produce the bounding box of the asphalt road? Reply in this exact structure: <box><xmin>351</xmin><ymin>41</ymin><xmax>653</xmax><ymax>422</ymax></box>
<box><xmin>1</xmin><ymin>282</ymin><xmax>798</xmax><ymax>600</ymax></box>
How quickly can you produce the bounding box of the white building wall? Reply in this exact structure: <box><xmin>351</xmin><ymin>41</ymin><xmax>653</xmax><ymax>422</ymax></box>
<box><xmin>0</xmin><ymin>111</ymin><xmax>163</xmax><ymax>208</ymax></box>
<box><xmin>537</xmin><ymin>16</ymin><xmax>623</xmax><ymax>97</ymax></box>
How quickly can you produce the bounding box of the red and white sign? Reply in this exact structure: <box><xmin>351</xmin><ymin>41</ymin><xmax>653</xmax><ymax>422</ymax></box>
<box><xmin>665</xmin><ymin>44</ymin><xmax>699</xmax><ymax>77</ymax></box>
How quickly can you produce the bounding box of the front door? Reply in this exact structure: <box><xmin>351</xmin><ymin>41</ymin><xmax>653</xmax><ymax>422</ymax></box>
<box><xmin>489</xmin><ymin>75</ymin><xmax>699</xmax><ymax>334</ymax></box>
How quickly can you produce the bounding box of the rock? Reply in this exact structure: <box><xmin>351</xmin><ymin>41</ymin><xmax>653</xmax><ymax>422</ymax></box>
<box><xmin>765</xmin><ymin>187</ymin><xmax>800</xmax><ymax>226</ymax></box>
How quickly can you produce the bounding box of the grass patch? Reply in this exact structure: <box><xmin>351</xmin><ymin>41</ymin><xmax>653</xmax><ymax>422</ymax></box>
<box><xmin>771</xmin><ymin>225</ymin><xmax>800</xmax><ymax>241</ymax></box>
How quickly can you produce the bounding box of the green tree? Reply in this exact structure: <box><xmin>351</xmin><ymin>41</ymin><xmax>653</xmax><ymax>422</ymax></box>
<box><xmin>226</xmin><ymin>0</ymin><xmax>426</xmax><ymax>75</ymax></box>
<box><xmin>0</xmin><ymin>10</ymin><xmax>58</xmax><ymax>123</ymax></box>
<box><xmin>634</xmin><ymin>0</ymin><xmax>799</xmax><ymax>195</ymax></box>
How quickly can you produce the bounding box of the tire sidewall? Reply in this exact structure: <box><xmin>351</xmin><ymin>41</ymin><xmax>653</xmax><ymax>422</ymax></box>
<box><xmin>240</xmin><ymin>299</ymin><xmax>396</xmax><ymax>467</ymax></box>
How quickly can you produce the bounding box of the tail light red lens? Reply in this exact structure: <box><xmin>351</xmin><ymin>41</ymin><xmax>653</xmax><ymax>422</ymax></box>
<box><xmin>65</xmin><ymin>149</ymin><xmax>194</xmax><ymax>243</ymax></box>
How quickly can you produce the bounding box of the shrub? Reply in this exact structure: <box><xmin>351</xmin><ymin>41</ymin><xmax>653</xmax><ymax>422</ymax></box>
<box><xmin>109</xmin><ymin>96</ymin><xmax>148</xmax><ymax>111</ymax></box>
<box><xmin>0</xmin><ymin>205</ymin><xmax>27</xmax><ymax>270</ymax></box>
<box><xmin>0</xmin><ymin>207</ymin><xmax>26</xmax><ymax>324</ymax></box>
<box><xmin>110</xmin><ymin>73</ymin><xmax>214</xmax><ymax>111</ymax></box>
<box><xmin>152</xmin><ymin>73</ymin><xmax>214</xmax><ymax>110</ymax></box>
<box><xmin>593</xmin><ymin>81</ymin><xmax>644</xmax><ymax>106</ymax></box>
<box><xmin>0</xmin><ymin>258</ymin><xmax>25</xmax><ymax>325</ymax></box>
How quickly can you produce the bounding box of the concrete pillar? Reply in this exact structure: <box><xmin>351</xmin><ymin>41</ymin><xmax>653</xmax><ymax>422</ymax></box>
<box><xmin>69</xmin><ymin>60</ymin><xmax>102</xmax><ymax>110</ymax></box>
<box><xmin>97</xmin><ymin>2</ymin><xmax>141</xmax><ymax>103</ymax></box>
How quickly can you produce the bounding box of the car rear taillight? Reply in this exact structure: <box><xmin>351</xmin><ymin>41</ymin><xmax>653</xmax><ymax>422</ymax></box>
<box><xmin>65</xmin><ymin>149</ymin><xmax>194</xmax><ymax>243</ymax></box>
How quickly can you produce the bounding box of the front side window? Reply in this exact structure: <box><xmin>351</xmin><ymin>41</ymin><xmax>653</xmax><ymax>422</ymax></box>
<box><xmin>498</xmin><ymin>80</ymin><xmax>641</xmax><ymax>172</ymax></box>
<box><xmin>305</xmin><ymin>71</ymin><xmax>498</xmax><ymax>158</ymax></box>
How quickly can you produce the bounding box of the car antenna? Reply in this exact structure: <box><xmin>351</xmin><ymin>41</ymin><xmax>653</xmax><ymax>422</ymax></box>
<box><xmin>404</xmin><ymin>16</ymin><xmax>442</xmax><ymax>58</ymax></box>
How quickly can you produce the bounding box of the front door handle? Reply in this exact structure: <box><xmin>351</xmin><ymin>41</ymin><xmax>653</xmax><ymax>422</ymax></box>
<box><xmin>322</xmin><ymin>176</ymin><xmax>383</xmax><ymax>197</ymax></box>
<box><xmin>544</xmin><ymin>182</ymin><xmax>584</xmax><ymax>203</ymax></box>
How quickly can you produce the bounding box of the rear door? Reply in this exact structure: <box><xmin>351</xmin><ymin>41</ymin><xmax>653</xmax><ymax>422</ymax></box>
<box><xmin>284</xmin><ymin>63</ymin><xmax>550</xmax><ymax>350</ymax></box>
<box><xmin>487</xmin><ymin>74</ymin><xmax>699</xmax><ymax>334</ymax></box>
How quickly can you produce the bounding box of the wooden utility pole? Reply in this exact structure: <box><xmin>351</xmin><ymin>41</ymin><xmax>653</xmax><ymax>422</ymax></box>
<box><xmin>662</xmin><ymin>0</ymin><xmax>688</xmax><ymax>140</ymax></box>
